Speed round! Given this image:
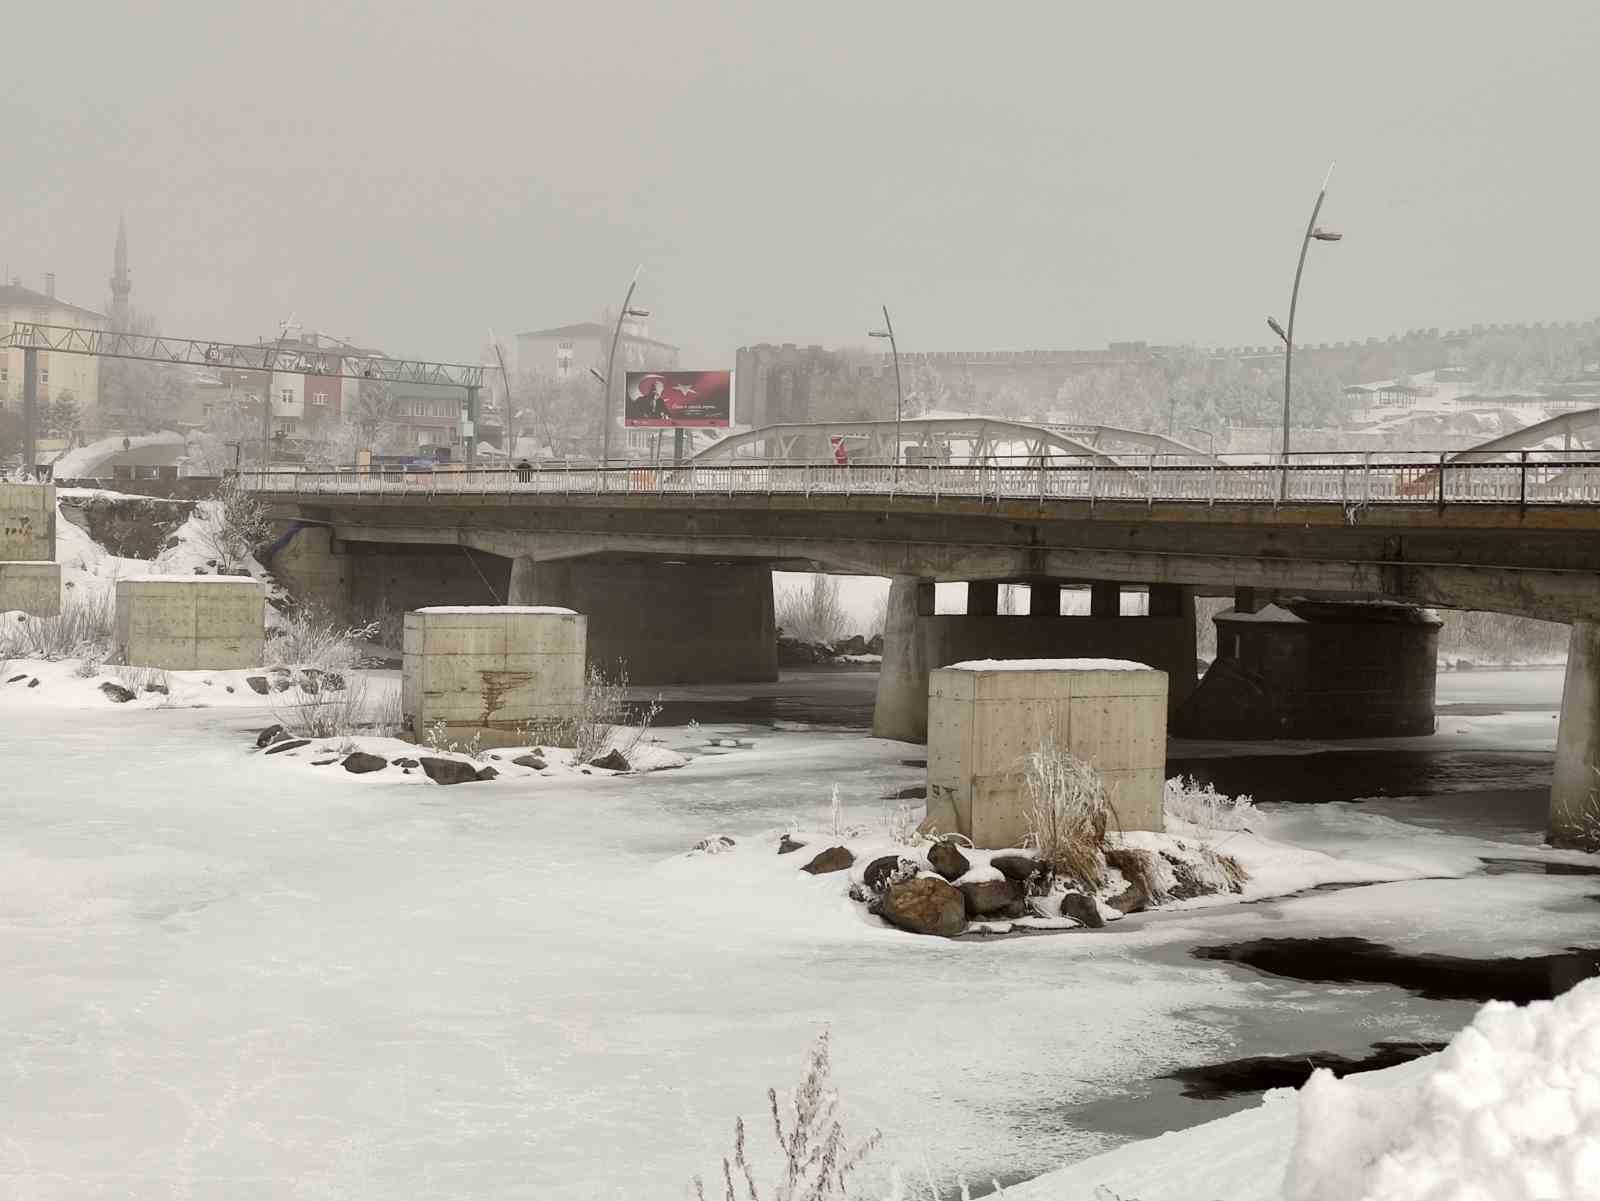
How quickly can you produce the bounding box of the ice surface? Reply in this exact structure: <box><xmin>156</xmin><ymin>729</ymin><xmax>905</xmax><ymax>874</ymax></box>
<box><xmin>413</xmin><ymin>604</ymin><xmax>578</xmax><ymax>615</ymax></box>
<box><xmin>944</xmin><ymin>657</ymin><xmax>1154</xmax><ymax>672</ymax></box>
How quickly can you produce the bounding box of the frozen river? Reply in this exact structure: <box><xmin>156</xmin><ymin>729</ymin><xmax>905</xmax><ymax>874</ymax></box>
<box><xmin>1</xmin><ymin>666</ymin><xmax>1593</xmax><ymax>1199</ymax></box>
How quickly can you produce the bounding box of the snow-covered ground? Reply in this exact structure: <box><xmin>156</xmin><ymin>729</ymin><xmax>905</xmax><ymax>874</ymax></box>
<box><xmin>0</xmin><ymin>661</ymin><xmax>1593</xmax><ymax>1199</ymax></box>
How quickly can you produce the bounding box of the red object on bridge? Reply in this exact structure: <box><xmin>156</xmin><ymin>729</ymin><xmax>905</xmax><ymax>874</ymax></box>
<box><xmin>830</xmin><ymin>435</ymin><xmax>850</xmax><ymax>466</ymax></box>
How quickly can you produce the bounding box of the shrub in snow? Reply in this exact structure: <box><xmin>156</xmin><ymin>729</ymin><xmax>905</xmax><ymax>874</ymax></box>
<box><xmin>693</xmin><ymin>1031</ymin><xmax>880</xmax><ymax>1201</ymax></box>
<box><xmin>197</xmin><ymin>475</ymin><xmax>273</xmax><ymax>572</ymax></box>
<box><xmin>884</xmin><ymin>800</ymin><xmax>925</xmax><ymax>848</ymax></box>
<box><xmin>1022</xmin><ymin>732</ymin><xmax>1114</xmax><ymax>892</ymax></box>
<box><xmin>0</xmin><ymin>592</ymin><xmax>114</xmax><ymax>662</ymax></box>
<box><xmin>265</xmin><ymin>607</ymin><xmax>376</xmax><ymax>673</ymax></box>
<box><xmin>1285</xmin><ymin>976</ymin><xmax>1600</xmax><ymax>1201</ymax></box>
<box><xmin>276</xmin><ymin>674</ymin><xmax>375</xmax><ymax>740</ymax></box>
<box><xmin>1163</xmin><ymin>776</ymin><xmax>1258</xmax><ymax>832</ymax></box>
<box><xmin>775</xmin><ymin>575</ymin><xmax>848</xmax><ymax>646</ymax></box>
<box><xmin>518</xmin><ymin>664</ymin><xmax>660</xmax><ymax>764</ymax></box>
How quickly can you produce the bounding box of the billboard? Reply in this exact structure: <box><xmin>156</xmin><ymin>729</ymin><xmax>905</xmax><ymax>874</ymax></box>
<box><xmin>624</xmin><ymin>370</ymin><xmax>733</xmax><ymax>428</ymax></box>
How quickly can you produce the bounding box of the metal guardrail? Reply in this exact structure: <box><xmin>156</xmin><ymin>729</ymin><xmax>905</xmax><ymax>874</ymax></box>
<box><xmin>237</xmin><ymin>451</ymin><xmax>1600</xmax><ymax>506</ymax></box>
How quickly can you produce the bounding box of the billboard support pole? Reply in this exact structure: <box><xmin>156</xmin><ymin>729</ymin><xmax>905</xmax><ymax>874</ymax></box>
<box><xmin>674</xmin><ymin>427</ymin><xmax>685</xmax><ymax>465</ymax></box>
<box><xmin>601</xmin><ymin>269</ymin><xmax>644</xmax><ymax>467</ymax></box>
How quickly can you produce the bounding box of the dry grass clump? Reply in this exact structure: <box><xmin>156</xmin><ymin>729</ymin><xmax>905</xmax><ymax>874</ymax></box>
<box><xmin>0</xmin><ymin>591</ymin><xmax>114</xmax><ymax>662</ymax></box>
<box><xmin>1022</xmin><ymin>731</ymin><xmax>1115</xmax><ymax>891</ymax></box>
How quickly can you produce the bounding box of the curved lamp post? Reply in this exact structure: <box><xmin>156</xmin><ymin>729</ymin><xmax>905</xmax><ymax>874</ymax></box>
<box><xmin>868</xmin><ymin>305</ymin><xmax>903</xmax><ymax>480</ymax></box>
<box><xmin>594</xmin><ymin>268</ymin><xmax>650</xmax><ymax>467</ymax></box>
<box><xmin>1269</xmin><ymin>163</ymin><xmax>1342</xmax><ymax>499</ymax></box>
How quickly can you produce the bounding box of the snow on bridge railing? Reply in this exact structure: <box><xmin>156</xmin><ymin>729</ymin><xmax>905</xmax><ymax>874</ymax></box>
<box><xmin>237</xmin><ymin>451</ymin><xmax>1600</xmax><ymax>506</ymax></box>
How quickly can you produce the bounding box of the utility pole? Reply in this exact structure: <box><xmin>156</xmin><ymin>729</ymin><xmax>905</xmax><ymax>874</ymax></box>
<box><xmin>22</xmin><ymin>347</ymin><xmax>38</xmax><ymax>477</ymax></box>
<box><xmin>262</xmin><ymin>315</ymin><xmax>300</xmax><ymax>471</ymax></box>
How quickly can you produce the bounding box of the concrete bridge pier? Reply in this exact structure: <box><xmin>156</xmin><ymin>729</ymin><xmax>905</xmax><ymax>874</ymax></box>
<box><xmin>508</xmin><ymin>555</ymin><xmax>537</xmax><ymax>606</ymax></box>
<box><xmin>871</xmin><ymin>577</ymin><xmax>1198</xmax><ymax>744</ymax></box>
<box><xmin>1551</xmin><ymin>621</ymin><xmax>1600</xmax><ymax>850</ymax></box>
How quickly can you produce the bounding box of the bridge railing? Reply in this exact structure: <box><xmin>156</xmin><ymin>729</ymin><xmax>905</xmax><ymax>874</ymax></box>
<box><xmin>237</xmin><ymin>451</ymin><xmax>1600</xmax><ymax>505</ymax></box>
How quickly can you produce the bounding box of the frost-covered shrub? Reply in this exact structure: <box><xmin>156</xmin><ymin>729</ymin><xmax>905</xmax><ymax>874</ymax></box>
<box><xmin>1163</xmin><ymin>776</ymin><xmax>1258</xmax><ymax>832</ymax></box>
<box><xmin>0</xmin><ymin>592</ymin><xmax>114</xmax><ymax>662</ymax></box>
<box><xmin>276</xmin><ymin>674</ymin><xmax>372</xmax><ymax>740</ymax></box>
<box><xmin>692</xmin><ymin>1031</ymin><xmax>880</xmax><ymax>1201</ymax></box>
<box><xmin>265</xmin><ymin>607</ymin><xmax>376</xmax><ymax>672</ymax></box>
<box><xmin>1023</xmin><ymin>732</ymin><xmax>1114</xmax><ymax>891</ymax></box>
<box><xmin>197</xmin><ymin>476</ymin><xmax>272</xmax><ymax>571</ymax></box>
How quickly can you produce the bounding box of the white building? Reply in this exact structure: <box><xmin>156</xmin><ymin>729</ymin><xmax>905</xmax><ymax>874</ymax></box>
<box><xmin>0</xmin><ymin>278</ymin><xmax>106</xmax><ymax>413</ymax></box>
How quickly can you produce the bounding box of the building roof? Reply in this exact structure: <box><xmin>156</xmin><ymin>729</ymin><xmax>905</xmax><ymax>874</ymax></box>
<box><xmin>516</xmin><ymin>321</ymin><xmax>678</xmax><ymax>351</ymax></box>
<box><xmin>0</xmin><ymin>283</ymin><xmax>105</xmax><ymax>320</ymax></box>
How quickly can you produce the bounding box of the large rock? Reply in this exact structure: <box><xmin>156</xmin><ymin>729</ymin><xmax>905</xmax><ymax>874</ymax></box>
<box><xmin>98</xmin><ymin>682</ymin><xmax>137</xmax><ymax>703</ymax></box>
<box><xmin>960</xmin><ymin>878</ymin><xmax>1026</xmax><ymax>918</ymax></box>
<box><xmin>255</xmin><ymin>723</ymin><xmax>286</xmax><ymax>748</ymax></box>
<box><xmin>264</xmin><ymin>738</ymin><xmax>311</xmax><ymax>755</ymax></box>
<box><xmin>927</xmin><ymin>840</ymin><xmax>971</xmax><ymax>881</ymax></box>
<box><xmin>880</xmin><ymin>877</ymin><xmax>967</xmax><ymax>937</ymax></box>
<box><xmin>801</xmin><ymin>846</ymin><xmax>855</xmax><ymax>875</ymax></box>
<box><xmin>588</xmin><ymin>748</ymin><xmax>630</xmax><ymax>772</ymax></box>
<box><xmin>419</xmin><ymin>757</ymin><xmax>482</xmax><ymax>785</ymax></box>
<box><xmin>777</xmin><ymin>834</ymin><xmax>806</xmax><ymax>855</ymax></box>
<box><xmin>342</xmin><ymin>752</ymin><xmax>388</xmax><ymax>774</ymax></box>
<box><xmin>512</xmin><ymin>753</ymin><xmax>547</xmax><ymax>770</ymax></box>
<box><xmin>990</xmin><ymin>853</ymin><xmax>1041</xmax><ymax>883</ymax></box>
<box><xmin>1060</xmin><ymin>892</ymin><xmax>1106</xmax><ymax>929</ymax></box>
<box><xmin>245</xmin><ymin>676</ymin><xmax>270</xmax><ymax>696</ymax></box>
<box><xmin>862</xmin><ymin>854</ymin><xmax>910</xmax><ymax>893</ymax></box>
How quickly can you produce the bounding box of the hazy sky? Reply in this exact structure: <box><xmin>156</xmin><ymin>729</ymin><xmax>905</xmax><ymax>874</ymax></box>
<box><xmin>7</xmin><ymin>1</ymin><xmax>1598</xmax><ymax>365</ymax></box>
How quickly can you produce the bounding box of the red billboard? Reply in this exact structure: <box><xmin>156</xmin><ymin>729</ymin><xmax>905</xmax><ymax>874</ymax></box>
<box><xmin>624</xmin><ymin>371</ymin><xmax>733</xmax><ymax>428</ymax></box>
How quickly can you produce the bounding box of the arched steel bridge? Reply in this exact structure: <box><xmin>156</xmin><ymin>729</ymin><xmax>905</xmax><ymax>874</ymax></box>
<box><xmin>686</xmin><ymin>417</ymin><xmax>1210</xmax><ymax>467</ymax></box>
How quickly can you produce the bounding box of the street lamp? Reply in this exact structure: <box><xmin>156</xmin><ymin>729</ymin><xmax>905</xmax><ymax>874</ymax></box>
<box><xmin>596</xmin><ymin>268</ymin><xmax>650</xmax><ymax>466</ymax></box>
<box><xmin>1269</xmin><ymin>162</ymin><xmax>1342</xmax><ymax>498</ymax></box>
<box><xmin>868</xmin><ymin>304</ymin><xmax>903</xmax><ymax>480</ymax></box>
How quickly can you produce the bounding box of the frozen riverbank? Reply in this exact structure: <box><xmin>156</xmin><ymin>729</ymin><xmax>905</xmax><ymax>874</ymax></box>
<box><xmin>0</xmin><ymin>667</ymin><xmax>1591</xmax><ymax>1198</ymax></box>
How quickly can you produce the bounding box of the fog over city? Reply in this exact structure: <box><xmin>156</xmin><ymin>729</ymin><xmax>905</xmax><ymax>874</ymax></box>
<box><xmin>6</xmin><ymin>6</ymin><xmax>1600</xmax><ymax>1201</ymax></box>
<box><xmin>7</xmin><ymin>0</ymin><xmax>1599</xmax><ymax>361</ymax></box>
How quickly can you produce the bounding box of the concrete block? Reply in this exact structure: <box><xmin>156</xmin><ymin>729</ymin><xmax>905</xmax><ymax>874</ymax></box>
<box><xmin>0</xmin><ymin>561</ymin><xmax>61</xmax><ymax>617</ymax></box>
<box><xmin>113</xmin><ymin>576</ymin><xmax>267</xmax><ymax>669</ymax></box>
<box><xmin>926</xmin><ymin>659</ymin><xmax>1168</xmax><ymax>846</ymax></box>
<box><xmin>402</xmin><ymin>606</ymin><xmax>588</xmax><ymax>748</ymax></box>
<box><xmin>0</xmin><ymin>483</ymin><xmax>55</xmax><ymax>562</ymax></box>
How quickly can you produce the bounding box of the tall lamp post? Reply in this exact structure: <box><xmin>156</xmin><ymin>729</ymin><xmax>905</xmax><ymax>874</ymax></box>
<box><xmin>868</xmin><ymin>304</ymin><xmax>903</xmax><ymax>480</ymax></box>
<box><xmin>595</xmin><ymin>269</ymin><xmax>650</xmax><ymax>466</ymax></box>
<box><xmin>1268</xmin><ymin>163</ymin><xmax>1342</xmax><ymax>498</ymax></box>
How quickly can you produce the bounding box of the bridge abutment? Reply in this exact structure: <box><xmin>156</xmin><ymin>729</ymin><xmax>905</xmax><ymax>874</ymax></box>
<box><xmin>1174</xmin><ymin>600</ymin><xmax>1440</xmax><ymax>739</ymax></box>
<box><xmin>1551</xmin><ymin>621</ymin><xmax>1600</xmax><ymax>850</ymax></box>
<box><xmin>871</xmin><ymin>578</ymin><xmax>1198</xmax><ymax>744</ymax></box>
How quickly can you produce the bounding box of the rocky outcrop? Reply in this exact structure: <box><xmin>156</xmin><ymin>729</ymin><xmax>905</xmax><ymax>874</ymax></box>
<box><xmin>927</xmin><ymin>840</ymin><xmax>971</xmax><ymax>881</ymax></box>
<box><xmin>58</xmin><ymin>494</ymin><xmax>197</xmax><ymax>560</ymax></box>
<box><xmin>801</xmin><ymin>846</ymin><xmax>855</xmax><ymax>875</ymax></box>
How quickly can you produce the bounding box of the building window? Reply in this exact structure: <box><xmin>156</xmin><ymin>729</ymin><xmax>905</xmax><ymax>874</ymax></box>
<box><xmin>40</xmin><ymin>367</ymin><xmax>48</xmax><ymax>384</ymax></box>
<box><xmin>279</xmin><ymin>387</ymin><xmax>294</xmax><ymax>405</ymax></box>
<box><xmin>0</xmin><ymin>366</ymin><xmax>6</xmax><ymax>383</ymax></box>
<box><xmin>312</xmin><ymin>392</ymin><xmax>328</xmax><ymax>406</ymax></box>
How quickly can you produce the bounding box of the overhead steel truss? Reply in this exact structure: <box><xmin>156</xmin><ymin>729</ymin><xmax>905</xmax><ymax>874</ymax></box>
<box><xmin>0</xmin><ymin>322</ymin><xmax>487</xmax><ymax>388</ymax></box>
<box><xmin>686</xmin><ymin>416</ymin><xmax>1207</xmax><ymax>468</ymax></box>
<box><xmin>1449</xmin><ymin>407</ymin><xmax>1600</xmax><ymax>462</ymax></box>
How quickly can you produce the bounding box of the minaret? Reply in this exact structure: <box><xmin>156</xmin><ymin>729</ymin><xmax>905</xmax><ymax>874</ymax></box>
<box><xmin>108</xmin><ymin>217</ymin><xmax>132</xmax><ymax>331</ymax></box>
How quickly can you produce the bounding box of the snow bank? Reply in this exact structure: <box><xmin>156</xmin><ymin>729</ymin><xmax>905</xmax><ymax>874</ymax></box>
<box><xmin>1217</xmin><ymin>603</ymin><xmax>1306</xmax><ymax>623</ymax></box>
<box><xmin>944</xmin><ymin>657</ymin><xmax>1153</xmax><ymax>672</ymax></box>
<box><xmin>50</xmin><ymin>432</ymin><xmax>186</xmax><ymax>480</ymax></box>
<box><xmin>1286</xmin><ymin>977</ymin><xmax>1600</xmax><ymax>1201</ymax></box>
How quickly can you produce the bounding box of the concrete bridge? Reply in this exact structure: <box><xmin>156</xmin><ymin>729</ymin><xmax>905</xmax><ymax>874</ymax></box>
<box><xmin>245</xmin><ymin>455</ymin><xmax>1600</xmax><ymax>848</ymax></box>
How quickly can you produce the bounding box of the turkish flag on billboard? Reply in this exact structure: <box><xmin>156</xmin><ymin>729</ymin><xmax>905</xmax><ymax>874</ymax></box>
<box><xmin>624</xmin><ymin>371</ymin><xmax>734</xmax><ymax>428</ymax></box>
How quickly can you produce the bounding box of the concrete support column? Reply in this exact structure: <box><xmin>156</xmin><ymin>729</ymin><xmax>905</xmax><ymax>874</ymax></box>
<box><xmin>1029</xmin><ymin>579</ymin><xmax>1060</xmax><ymax>617</ymax></box>
<box><xmin>1090</xmin><ymin>581</ymin><xmax>1120</xmax><ymax>618</ymax></box>
<box><xmin>507</xmin><ymin>555</ymin><xmax>537</xmax><ymax>605</ymax></box>
<box><xmin>267</xmin><ymin>524</ymin><xmax>352</xmax><ymax>618</ymax></box>
<box><xmin>873</xmin><ymin>575</ymin><xmax>934</xmax><ymax>742</ymax></box>
<box><xmin>1551</xmin><ymin>621</ymin><xmax>1600</xmax><ymax>849</ymax></box>
<box><xmin>967</xmin><ymin>581</ymin><xmax>999</xmax><ymax>616</ymax></box>
<box><xmin>1149</xmin><ymin>583</ymin><xmax>1197</xmax><ymax>708</ymax></box>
